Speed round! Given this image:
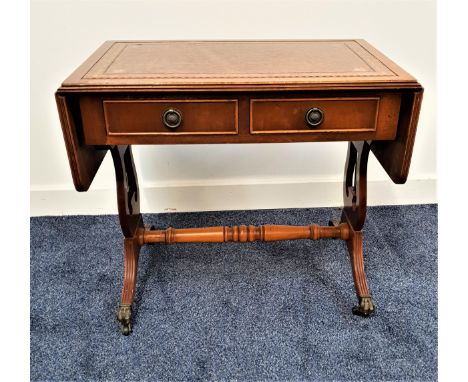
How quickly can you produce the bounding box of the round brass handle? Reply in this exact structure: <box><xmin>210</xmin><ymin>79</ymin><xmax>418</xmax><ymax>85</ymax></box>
<box><xmin>162</xmin><ymin>108</ymin><xmax>182</xmax><ymax>129</ymax></box>
<box><xmin>305</xmin><ymin>107</ymin><xmax>324</xmax><ymax>127</ymax></box>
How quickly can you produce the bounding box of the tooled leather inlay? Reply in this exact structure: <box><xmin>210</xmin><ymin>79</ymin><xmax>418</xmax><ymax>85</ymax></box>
<box><xmin>83</xmin><ymin>40</ymin><xmax>397</xmax><ymax>80</ymax></box>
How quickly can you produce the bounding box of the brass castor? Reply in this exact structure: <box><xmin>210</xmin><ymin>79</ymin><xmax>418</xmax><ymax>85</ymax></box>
<box><xmin>121</xmin><ymin>324</ymin><xmax>131</xmax><ymax>336</ymax></box>
<box><xmin>116</xmin><ymin>304</ymin><xmax>132</xmax><ymax>335</ymax></box>
<box><xmin>352</xmin><ymin>296</ymin><xmax>375</xmax><ymax>317</ymax></box>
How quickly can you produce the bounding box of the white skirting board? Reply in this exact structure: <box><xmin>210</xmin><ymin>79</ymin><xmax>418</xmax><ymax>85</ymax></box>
<box><xmin>30</xmin><ymin>179</ymin><xmax>437</xmax><ymax>216</ymax></box>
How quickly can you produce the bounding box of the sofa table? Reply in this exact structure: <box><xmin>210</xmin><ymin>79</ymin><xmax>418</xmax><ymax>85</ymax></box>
<box><xmin>55</xmin><ymin>40</ymin><xmax>423</xmax><ymax>335</ymax></box>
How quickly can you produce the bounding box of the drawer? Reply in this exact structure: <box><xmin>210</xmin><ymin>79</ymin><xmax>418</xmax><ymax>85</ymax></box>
<box><xmin>103</xmin><ymin>99</ymin><xmax>238</xmax><ymax>136</ymax></box>
<box><xmin>250</xmin><ymin>96</ymin><xmax>401</xmax><ymax>139</ymax></box>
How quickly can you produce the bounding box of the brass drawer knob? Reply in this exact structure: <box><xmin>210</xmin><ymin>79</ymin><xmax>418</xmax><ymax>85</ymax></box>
<box><xmin>305</xmin><ymin>107</ymin><xmax>324</xmax><ymax>127</ymax></box>
<box><xmin>162</xmin><ymin>108</ymin><xmax>182</xmax><ymax>129</ymax></box>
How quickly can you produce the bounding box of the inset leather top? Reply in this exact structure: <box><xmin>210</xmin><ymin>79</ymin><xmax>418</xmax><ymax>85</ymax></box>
<box><xmin>60</xmin><ymin>40</ymin><xmax>420</xmax><ymax>91</ymax></box>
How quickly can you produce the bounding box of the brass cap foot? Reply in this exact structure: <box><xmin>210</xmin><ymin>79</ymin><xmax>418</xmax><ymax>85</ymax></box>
<box><xmin>352</xmin><ymin>296</ymin><xmax>375</xmax><ymax>317</ymax></box>
<box><xmin>116</xmin><ymin>304</ymin><xmax>133</xmax><ymax>335</ymax></box>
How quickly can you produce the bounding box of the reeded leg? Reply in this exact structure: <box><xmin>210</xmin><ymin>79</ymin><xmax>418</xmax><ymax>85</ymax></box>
<box><xmin>346</xmin><ymin>227</ymin><xmax>375</xmax><ymax>316</ymax></box>
<box><xmin>116</xmin><ymin>237</ymin><xmax>141</xmax><ymax>335</ymax></box>
<box><xmin>111</xmin><ymin>145</ymin><xmax>144</xmax><ymax>335</ymax></box>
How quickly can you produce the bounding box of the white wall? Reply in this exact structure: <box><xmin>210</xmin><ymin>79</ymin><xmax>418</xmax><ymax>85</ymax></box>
<box><xmin>31</xmin><ymin>0</ymin><xmax>437</xmax><ymax>216</ymax></box>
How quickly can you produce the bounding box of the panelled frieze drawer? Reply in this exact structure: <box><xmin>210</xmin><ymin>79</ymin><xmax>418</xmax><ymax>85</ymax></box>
<box><xmin>250</xmin><ymin>94</ymin><xmax>401</xmax><ymax>140</ymax></box>
<box><xmin>103</xmin><ymin>99</ymin><xmax>239</xmax><ymax>135</ymax></box>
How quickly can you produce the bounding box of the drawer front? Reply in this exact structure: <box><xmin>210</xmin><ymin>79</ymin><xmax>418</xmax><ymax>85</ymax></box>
<box><xmin>103</xmin><ymin>99</ymin><xmax>238</xmax><ymax>136</ymax></box>
<box><xmin>250</xmin><ymin>96</ymin><xmax>400</xmax><ymax>139</ymax></box>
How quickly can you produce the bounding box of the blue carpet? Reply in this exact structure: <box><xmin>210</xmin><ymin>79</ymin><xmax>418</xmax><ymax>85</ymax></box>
<box><xmin>30</xmin><ymin>205</ymin><xmax>437</xmax><ymax>381</ymax></box>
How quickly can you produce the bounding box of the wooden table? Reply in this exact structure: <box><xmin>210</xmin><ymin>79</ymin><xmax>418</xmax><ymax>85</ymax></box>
<box><xmin>56</xmin><ymin>40</ymin><xmax>423</xmax><ymax>335</ymax></box>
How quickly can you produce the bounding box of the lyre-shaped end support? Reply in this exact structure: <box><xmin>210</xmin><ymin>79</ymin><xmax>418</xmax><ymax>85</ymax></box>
<box><xmin>339</xmin><ymin>141</ymin><xmax>376</xmax><ymax>317</ymax></box>
<box><xmin>111</xmin><ymin>145</ymin><xmax>144</xmax><ymax>335</ymax></box>
<box><xmin>343</xmin><ymin>141</ymin><xmax>370</xmax><ymax>231</ymax></box>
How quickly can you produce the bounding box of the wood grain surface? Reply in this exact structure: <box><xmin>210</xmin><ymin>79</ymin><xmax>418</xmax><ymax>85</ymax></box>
<box><xmin>55</xmin><ymin>94</ymin><xmax>107</xmax><ymax>191</ymax></box>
